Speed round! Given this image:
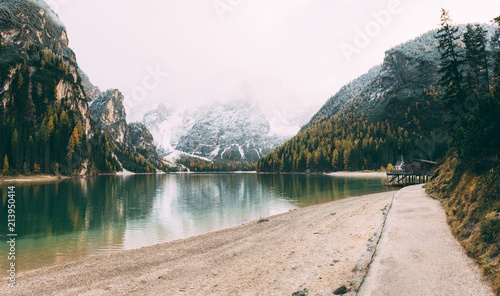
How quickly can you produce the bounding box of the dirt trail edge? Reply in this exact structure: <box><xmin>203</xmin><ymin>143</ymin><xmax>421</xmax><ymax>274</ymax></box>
<box><xmin>358</xmin><ymin>184</ymin><xmax>494</xmax><ymax>296</ymax></box>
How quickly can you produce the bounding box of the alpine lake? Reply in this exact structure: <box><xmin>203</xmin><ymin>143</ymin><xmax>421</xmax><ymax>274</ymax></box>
<box><xmin>0</xmin><ymin>173</ymin><xmax>395</xmax><ymax>272</ymax></box>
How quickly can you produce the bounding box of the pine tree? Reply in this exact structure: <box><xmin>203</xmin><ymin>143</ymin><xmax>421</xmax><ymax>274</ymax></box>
<box><xmin>436</xmin><ymin>9</ymin><xmax>465</xmax><ymax>105</ymax></box>
<box><xmin>332</xmin><ymin>149</ymin><xmax>339</xmax><ymax>171</ymax></box>
<box><xmin>23</xmin><ymin>162</ymin><xmax>29</xmax><ymax>175</ymax></box>
<box><xmin>33</xmin><ymin>163</ymin><xmax>41</xmax><ymax>174</ymax></box>
<box><xmin>71</xmin><ymin>126</ymin><xmax>81</xmax><ymax>147</ymax></box>
<box><xmin>11</xmin><ymin>129</ymin><xmax>19</xmax><ymax>171</ymax></box>
<box><xmin>75</xmin><ymin>121</ymin><xmax>84</xmax><ymax>141</ymax></box>
<box><xmin>491</xmin><ymin>16</ymin><xmax>500</xmax><ymax>91</ymax></box>
<box><xmin>2</xmin><ymin>155</ymin><xmax>9</xmax><ymax>175</ymax></box>
<box><xmin>463</xmin><ymin>24</ymin><xmax>489</xmax><ymax>95</ymax></box>
<box><xmin>17</xmin><ymin>73</ymin><xmax>23</xmax><ymax>89</ymax></box>
<box><xmin>67</xmin><ymin>136</ymin><xmax>75</xmax><ymax>161</ymax></box>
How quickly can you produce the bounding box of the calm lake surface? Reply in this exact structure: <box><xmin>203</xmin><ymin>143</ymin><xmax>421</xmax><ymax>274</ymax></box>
<box><xmin>0</xmin><ymin>173</ymin><xmax>393</xmax><ymax>272</ymax></box>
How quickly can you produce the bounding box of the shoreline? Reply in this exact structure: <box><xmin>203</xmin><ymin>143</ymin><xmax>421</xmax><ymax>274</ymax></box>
<box><xmin>10</xmin><ymin>191</ymin><xmax>396</xmax><ymax>296</ymax></box>
<box><xmin>327</xmin><ymin>171</ymin><xmax>387</xmax><ymax>178</ymax></box>
<box><xmin>0</xmin><ymin>175</ymin><xmax>70</xmax><ymax>184</ymax></box>
<box><xmin>0</xmin><ymin>170</ymin><xmax>387</xmax><ymax>184</ymax></box>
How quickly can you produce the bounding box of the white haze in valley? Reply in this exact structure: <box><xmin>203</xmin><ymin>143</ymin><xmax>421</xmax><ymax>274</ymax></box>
<box><xmin>45</xmin><ymin>0</ymin><xmax>499</xmax><ymax>135</ymax></box>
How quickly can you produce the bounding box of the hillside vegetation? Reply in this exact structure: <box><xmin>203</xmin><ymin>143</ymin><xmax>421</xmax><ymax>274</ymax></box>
<box><xmin>426</xmin><ymin>10</ymin><xmax>500</xmax><ymax>295</ymax></box>
<box><xmin>427</xmin><ymin>156</ymin><xmax>500</xmax><ymax>294</ymax></box>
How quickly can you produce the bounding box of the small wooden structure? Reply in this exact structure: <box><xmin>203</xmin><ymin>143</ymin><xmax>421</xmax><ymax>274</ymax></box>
<box><xmin>386</xmin><ymin>159</ymin><xmax>436</xmax><ymax>187</ymax></box>
<box><xmin>394</xmin><ymin>159</ymin><xmax>405</xmax><ymax>170</ymax></box>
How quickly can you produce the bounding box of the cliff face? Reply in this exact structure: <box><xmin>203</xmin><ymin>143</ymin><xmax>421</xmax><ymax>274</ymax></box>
<box><xmin>127</xmin><ymin>122</ymin><xmax>158</xmax><ymax>163</ymax></box>
<box><xmin>89</xmin><ymin>89</ymin><xmax>161</xmax><ymax>164</ymax></box>
<box><xmin>0</xmin><ymin>0</ymin><xmax>94</xmax><ymax>138</ymax></box>
<box><xmin>90</xmin><ymin>89</ymin><xmax>128</xmax><ymax>143</ymax></box>
<box><xmin>0</xmin><ymin>0</ymin><xmax>164</xmax><ymax>174</ymax></box>
<box><xmin>0</xmin><ymin>0</ymin><xmax>68</xmax><ymax>51</ymax></box>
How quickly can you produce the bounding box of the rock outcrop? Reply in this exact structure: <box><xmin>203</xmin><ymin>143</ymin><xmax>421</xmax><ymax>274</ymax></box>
<box><xmin>0</xmin><ymin>0</ymin><xmax>68</xmax><ymax>51</ymax></box>
<box><xmin>90</xmin><ymin>89</ymin><xmax>161</xmax><ymax>163</ymax></box>
<box><xmin>90</xmin><ymin>89</ymin><xmax>128</xmax><ymax>143</ymax></box>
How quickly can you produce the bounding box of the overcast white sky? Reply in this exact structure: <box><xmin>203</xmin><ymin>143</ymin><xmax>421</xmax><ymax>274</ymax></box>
<box><xmin>46</xmin><ymin>0</ymin><xmax>500</xmax><ymax>120</ymax></box>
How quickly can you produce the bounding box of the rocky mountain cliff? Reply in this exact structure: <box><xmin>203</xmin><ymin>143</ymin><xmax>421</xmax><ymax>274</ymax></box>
<box><xmin>143</xmin><ymin>100</ymin><xmax>286</xmax><ymax>163</ymax></box>
<box><xmin>90</xmin><ymin>89</ymin><xmax>128</xmax><ymax>143</ymax></box>
<box><xmin>90</xmin><ymin>89</ymin><xmax>160</xmax><ymax>164</ymax></box>
<box><xmin>305</xmin><ymin>25</ymin><xmax>495</xmax><ymax>131</ymax></box>
<box><xmin>0</xmin><ymin>0</ymin><xmax>95</xmax><ymax>137</ymax></box>
<box><xmin>0</xmin><ymin>0</ymin><xmax>68</xmax><ymax>51</ymax></box>
<box><xmin>0</xmin><ymin>0</ymin><xmax>164</xmax><ymax>175</ymax></box>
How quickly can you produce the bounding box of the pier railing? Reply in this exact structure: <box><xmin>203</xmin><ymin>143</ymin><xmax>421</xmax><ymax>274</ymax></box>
<box><xmin>386</xmin><ymin>169</ymin><xmax>430</xmax><ymax>176</ymax></box>
<box><xmin>385</xmin><ymin>169</ymin><xmax>431</xmax><ymax>186</ymax></box>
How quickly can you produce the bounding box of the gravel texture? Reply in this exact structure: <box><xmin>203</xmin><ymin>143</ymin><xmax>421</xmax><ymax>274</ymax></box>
<box><xmin>359</xmin><ymin>185</ymin><xmax>494</xmax><ymax>296</ymax></box>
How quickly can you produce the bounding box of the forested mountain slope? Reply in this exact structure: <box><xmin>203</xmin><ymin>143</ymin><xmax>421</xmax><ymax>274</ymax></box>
<box><xmin>258</xmin><ymin>23</ymin><xmax>495</xmax><ymax>173</ymax></box>
<box><xmin>0</xmin><ymin>0</ymin><xmax>165</xmax><ymax>175</ymax></box>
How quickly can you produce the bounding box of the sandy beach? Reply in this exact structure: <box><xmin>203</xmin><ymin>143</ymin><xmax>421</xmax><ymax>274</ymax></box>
<box><xmin>0</xmin><ymin>175</ymin><xmax>69</xmax><ymax>184</ymax></box>
<box><xmin>327</xmin><ymin>171</ymin><xmax>387</xmax><ymax>178</ymax></box>
<box><xmin>6</xmin><ymin>191</ymin><xmax>395</xmax><ymax>296</ymax></box>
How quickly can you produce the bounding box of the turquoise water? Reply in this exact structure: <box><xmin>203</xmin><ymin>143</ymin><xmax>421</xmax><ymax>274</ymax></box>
<box><xmin>0</xmin><ymin>173</ymin><xmax>392</xmax><ymax>272</ymax></box>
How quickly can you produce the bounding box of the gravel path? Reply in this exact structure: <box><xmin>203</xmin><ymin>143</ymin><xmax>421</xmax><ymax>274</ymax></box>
<box><xmin>358</xmin><ymin>185</ymin><xmax>494</xmax><ymax>296</ymax></box>
<box><xmin>4</xmin><ymin>192</ymin><xmax>394</xmax><ymax>296</ymax></box>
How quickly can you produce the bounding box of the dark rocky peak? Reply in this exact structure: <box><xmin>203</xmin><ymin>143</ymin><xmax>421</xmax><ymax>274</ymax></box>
<box><xmin>90</xmin><ymin>90</ymin><xmax>160</xmax><ymax>163</ymax></box>
<box><xmin>128</xmin><ymin>123</ymin><xmax>155</xmax><ymax>150</ymax></box>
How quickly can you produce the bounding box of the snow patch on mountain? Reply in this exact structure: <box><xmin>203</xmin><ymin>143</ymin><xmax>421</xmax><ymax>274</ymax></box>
<box><xmin>142</xmin><ymin>99</ymin><xmax>289</xmax><ymax>162</ymax></box>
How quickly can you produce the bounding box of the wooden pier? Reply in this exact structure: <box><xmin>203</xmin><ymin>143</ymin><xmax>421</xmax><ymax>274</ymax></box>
<box><xmin>385</xmin><ymin>169</ymin><xmax>432</xmax><ymax>187</ymax></box>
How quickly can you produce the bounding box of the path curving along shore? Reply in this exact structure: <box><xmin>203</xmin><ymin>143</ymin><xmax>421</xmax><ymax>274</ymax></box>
<box><xmin>359</xmin><ymin>185</ymin><xmax>494</xmax><ymax>295</ymax></box>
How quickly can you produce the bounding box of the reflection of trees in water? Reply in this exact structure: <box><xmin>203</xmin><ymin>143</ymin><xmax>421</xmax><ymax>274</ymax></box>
<box><xmin>0</xmin><ymin>176</ymin><xmax>163</xmax><ymax>271</ymax></box>
<box><xmin>256</xmin><ymin>174</ymin><xmax>387</xmax><ymax>206</ymax></box>
<box><xmin>0</xmin><ymin>175</ymin><xmax>161</xmax><ymax>238</ymax></box>
<box><xmin>175</xmin><ymin>174</ymin><xmax>269</xmax><ymax>217</ymax></box>
<box><xmin>174</xmin><ymin>174</ymin><xmax>387</xmax><ymax>218</ymax></box>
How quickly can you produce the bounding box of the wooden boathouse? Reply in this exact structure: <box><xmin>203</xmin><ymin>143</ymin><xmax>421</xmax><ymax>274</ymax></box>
<box><xmin>386</xmin><ymin>159</ymin><xmax>437</xmax><ymax>187</ymax></box>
